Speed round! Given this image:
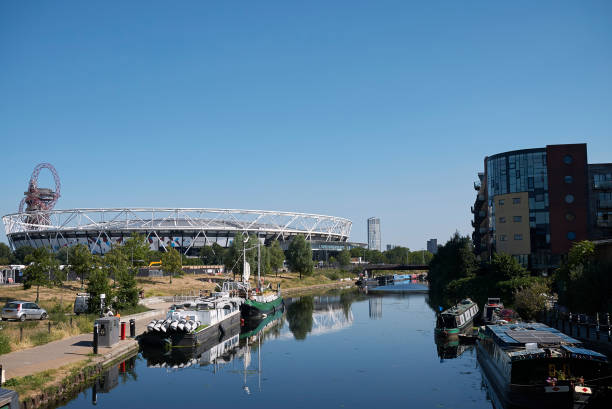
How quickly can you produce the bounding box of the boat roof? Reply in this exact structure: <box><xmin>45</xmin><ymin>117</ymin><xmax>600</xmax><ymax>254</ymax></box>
<box><xmin>486</xmin><ymin>322</ymin><xmax>579</xmax><ymax>346</ymax></box>
<box><xmin>441</xmin><ymin>299</ymin><xmax>476</xmax><ymax>316</ymax></box>
<box><xmin>561</xmin><ymin>345</ymin><xmax>608</xmax><ymax>362</ymax></box>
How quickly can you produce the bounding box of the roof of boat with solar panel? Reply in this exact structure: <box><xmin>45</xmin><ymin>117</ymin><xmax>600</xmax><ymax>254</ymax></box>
<box><xmin>486</xmin><ymin>322</ymin><xmax>579</xmax><ymax>346</ymax></box>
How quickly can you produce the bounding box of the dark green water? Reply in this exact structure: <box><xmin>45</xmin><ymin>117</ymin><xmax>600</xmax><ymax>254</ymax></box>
<box><xmin>60</xmin><ymin>290</ymin><xmax>497</xmax><ymax>409</ymax></box>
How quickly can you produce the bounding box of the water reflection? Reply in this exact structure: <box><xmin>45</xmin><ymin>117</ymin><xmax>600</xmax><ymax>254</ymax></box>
<box><xmin>434</xmin><ymin>334</ymin><xmax>474</xmax><ymax>362</ymax></box>
<box><xmin>284</xmin><ymin>294</ymin><xmax>356</xmax><ymax>339</ymax></box>
<box><xmin>369</xmin><ymin>297</ymin><xmax>382</xmax><ymax>319</ymax></box>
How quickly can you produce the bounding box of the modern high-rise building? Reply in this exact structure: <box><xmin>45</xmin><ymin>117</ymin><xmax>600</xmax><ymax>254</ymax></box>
<box><xmin>472</xmin><ymin>143</ymin><xmax>612</xmax><ymax>272</ymax></box>
<box><xmin>427</xmin><ymin>239</ymin><xmax>438</xmax><ymax>254</ymax></box>
<box><xmin>367</xmin><ymin>217</ymin><xmax>381</xmax><ymax>251</ymax></box>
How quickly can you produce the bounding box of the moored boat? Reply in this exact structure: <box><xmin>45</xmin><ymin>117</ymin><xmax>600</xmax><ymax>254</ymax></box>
<box><xmin>482</xmin><ymin>297</ymin><xmax>504</xmax><ymax>324</ymax></box>
<box><xmin>140</xmin><ymin>291</ymin><xmax>242</xmax><ymax>348</ymax></box>
<box><xmin>435</xmin><ymin>298</ymin><xmax>479</xmax><ymax>336</ymax></box>
<box><xmin>476</xmin><ymin>322</ymin><xmax>610</xmax><ymax>409</ymax></box>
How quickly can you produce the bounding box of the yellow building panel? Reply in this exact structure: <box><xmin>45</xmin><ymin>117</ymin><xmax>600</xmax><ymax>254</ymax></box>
<box><xmin>494</xmin><ymin>191</ymin><xmax>530</xmax><ymax>255</ymax></box>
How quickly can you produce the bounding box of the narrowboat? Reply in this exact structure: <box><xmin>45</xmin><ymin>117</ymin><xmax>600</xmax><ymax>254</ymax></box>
<box><xmin>435</xmin><ymin>298</ymin><xmax>479</xmax><ymax>336</ymax></box>
<box><xmin>477</xmin><ymin>322</ymin><xmax>610</xmax><ymax>409</ymax></box>
<box><xmin>482</xmin><ymin>297</ymin><xmax>504</xmax><ymax>324</ymax></box>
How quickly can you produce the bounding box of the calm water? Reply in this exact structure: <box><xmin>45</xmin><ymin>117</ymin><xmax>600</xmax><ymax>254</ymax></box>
<box><xmin>59</xmin><ymin>289</ymin><xmax>497</xmax><ymax>409</ymax></box>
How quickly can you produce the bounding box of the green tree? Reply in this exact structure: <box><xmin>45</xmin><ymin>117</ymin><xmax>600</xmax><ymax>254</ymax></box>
<box><xmin>103</xmin><ymin>247</ymin><xmax>130</xmax><ymax>284</ymax></box>
<box><xmin>350</xmin><ymin>247</ymin><xmax>365</xmax><ymax>259</ymax></box>
<box><xmin>328</xmin><ymin>256</ymin><xmax>337</xmax><ymax>266</ymax></box>
<box><xmin>13</xmin><ymin>246</ymin><xmax>35</xmax><ymax>264</ymax></box>
<box><xmin>485</xmin><ymin>253</ymin><xmax>529</xmax><ymax>281</ymax></box>
<box><xmin>161</xmin><ymin>246</ymin><xmax>183</xmax><ymax>284</ymax></box>
<box><xmin>337</xmin><ymin>249</ymin><xmax>351</xmax><ymax>267</ymax></box>
<box><xmin>286</xmin><ymin>235</ymin><xmax>313</xmax><ymax>279</ymax></box>
<box><xmin>23</xmin><ymin>247</ymin><xmax>61</xmax><ymax>303</ymax></box>
<box><xmin>268</xmin><ymin>241</ymin><xmax>285</xmax><ymax>277</ymax></box>
<box><xmin>200</xmin><ymin>243</ymin><xmax>226</xmax><ymax>265</ymax></box>
<box><xmin>513</xmin><ymin>281</ymin><xmax>550</xmax><ymax>320</ymax></box>
<box><xmin>114</xmin><ymin>269</ymin><xmax>139</xmax><ymax>310</ymax></box>
<box><xmin>87</xmin><ymin>264</ymin><xmax>111</xmax><ymax>315</ymax></box>
<box><xmin>0</xmin><ymin>243</ymin><xmax>13</xmax><ymax>265</ymax></box>
<box><xmin>384</xmin><ymin>246</ymin><xmax>410</xmax><ymax>264</ymax></box>
<box><xmin>366</xmin><ymin>249</ymin><xmax>384</xmax><ymax>264</ymax></box>
<box><xmin>224</xmin><ymin>234</ymin><xmax>258</xmax><ymax>279</ymax></box>
<box><xmin>123</xmin><ymin>233</ymin><xmax>150</xmax><ymax>268</ymax></box>
<box><xmin>70</xmin><ymin>244</ymin><xmax>93</xmax><ymax>289</ymax></box>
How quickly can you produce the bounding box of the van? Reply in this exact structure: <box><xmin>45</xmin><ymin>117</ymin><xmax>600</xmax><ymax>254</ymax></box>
<box><xmin>74</xmin><ymin>293</ymin><xmax>90</xmax><ymax>315</ymax></box>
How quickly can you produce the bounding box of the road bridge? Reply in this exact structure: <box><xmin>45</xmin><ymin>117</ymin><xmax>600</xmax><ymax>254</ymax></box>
<box><xmin>359</xmin><ymin>263</ymin><xmax>429</xmax><ymax>276</ymax></box>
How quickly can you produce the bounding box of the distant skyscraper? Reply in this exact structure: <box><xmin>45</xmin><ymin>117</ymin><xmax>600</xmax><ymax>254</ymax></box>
<box><xmin>427</xmin><ymin>239</ymin><xmax>438</xmax><ymax>254</ymax></box>
<box><xmin>367</xmin><ymin>217</ymin><xmax>381</xmax><ymax>251</ymax></box>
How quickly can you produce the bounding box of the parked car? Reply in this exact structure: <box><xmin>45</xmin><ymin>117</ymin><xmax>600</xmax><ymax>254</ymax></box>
<box><xmin>1</xmin><ymin>301</ymin><xmax>47</xmax><ymax>321</ymax></box>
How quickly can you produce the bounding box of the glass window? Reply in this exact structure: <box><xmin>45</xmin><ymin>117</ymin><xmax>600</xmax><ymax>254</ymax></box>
<box><xmin>563</xmin><ymin>154</ymin><xmax>573</xmax><ymax>165</ymax></box>
<box><xmin>513</xmin><ymin>216</ymin><xmax>522</xmax><ymax>222</ymax></box>
<box><xmin>565</xmin><ymin>194</ymin><xmax>575</xmax><ymax>204</ymax></box>
<box><xmin>499</xmin><ymin>217</ymin><xmax>506</xmax><ymax>223</ymax></box>
<box><xmin>514</xmin><ymin>234</ymin><xmax>523</xmax><ymax>240</ymax></box>
<box><xmin>499</xmin><ymin>234</ymin><xmax>507</xmax><ymax>241</ymax></box>
<box><xmin>567</xmin><ymin>231</ymin><xmax>576</xmax><ymax>240</ymax></box>
<box><xmin>565</xmin><ymin>212</ymin><xmax>575</xmax><ymax>221</ymax></box>
<box><xmin>513</xmin><ymin>197</ymin><xmax>521</xmax><ymax>204</ymax></box>
<box><xmin>564</xmin><ymin>175</ymin><xmax>573</xmax><ymax>184</ymax></box>
<box><xmin>499</xmin><ymin>199</ymin><xmax>505</xmax><ymax>206</ymax></box>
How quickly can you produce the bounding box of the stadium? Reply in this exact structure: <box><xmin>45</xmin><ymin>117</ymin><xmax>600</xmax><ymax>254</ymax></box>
<box><xmin>2</xmin><ymin>164</ymin><xmax>358</xmax><ymax>258</ymax></box>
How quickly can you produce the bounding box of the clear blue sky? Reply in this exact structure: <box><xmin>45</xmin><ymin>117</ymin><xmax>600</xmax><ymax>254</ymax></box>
<box><xmin>1</xmin><ymin>1</ymin><xmax>611</xmax><ymax>249</ymax></box>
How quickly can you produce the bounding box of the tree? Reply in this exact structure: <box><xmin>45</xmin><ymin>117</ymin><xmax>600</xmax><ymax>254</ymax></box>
<box><xmin>87</xmin><ymin>264</ymin><xmax>111</xmax><ymax>315</ymax></box>
<box><xmin>514</xmin><ymin>281</ymin><xmax>550</xmax><ymax>320</ymax></box>
<box><xmin>337</xmin><ymin>249</ymin><xmax>351</xmax><ymax>267</ymax></box>
<box><xmin>200</xmin><ymin>243</ymin><xmax>226</xmax><ymax>265</ymax></box>
<box><xmin>103</xmin><ymin>247</ymin><xmax>130</xmax><ymax>285</ymax></box>
<box><xmin>286</xmin><ymin>296</ymin><xmax>314</xmax><ymax>340</ymax></box>
<box><xmin>0</xmin><ymin>243</ymin><xmax>13</xmax><ymax>265</ymax></box>
<box><xmin>114</xmin><ymin>269</ymin><xmax>139</xmax><ymax>310</ymax></box>
<box><xmin>123</xmin><ymin>233</ymin><xmax>150</xmax><ymax>268</ymax></box>
<box><xmin>161</xmin><ymin>246</ymin><xmax>183</xmax><ymax>284</ymax></box>
<box><xmin>13</xmin><ymin>246</ymin><xmax>35</xmax><ymax>264</ymax></box>
<box><xmin>384</xmin><ymin>246</ymin><xmax>410</xmax><ymax>264</ymax></box>
<box><xmin>70</xmin><ymin>244</ymin><xmax>93</xmax><ymax>289</ymax></box>
<box><xmin>485</xmin><ymin>253</ymin><xmax>529</xmax><ymax>281</ymax></box>
<box><xmin>23</xmin><ymin>247</ymin><xmax>61</xmax><ymax>303</ymax></box>
<box><xmin>350</xmin><ymin>247</ymin><xmax>364</xmax><ymax>259</ymax></box>
<box><xmin>268</xmin><ymin>241</ymin><xmax>284</xmax><ymax>277</ymax></box>
<box><xmin>366</xmin><ymin>249</ymin><xmax>384</xmax><ymax>264</ymax></box>
<box><xmin>224</xmin><ymin>234</ymin><xmax>258</xmax><ymax>280</ymax></box>
<box><xmin>286</xmin><ymin>235</ymin><xmax>313</xmax><ymax>279</ymax></box>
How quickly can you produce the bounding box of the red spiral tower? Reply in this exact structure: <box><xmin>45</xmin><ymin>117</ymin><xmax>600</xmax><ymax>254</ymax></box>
<box><xmin>19</xmin><ymin>163</ymin><xmax>61</xmax><ymax>225</ymax></box>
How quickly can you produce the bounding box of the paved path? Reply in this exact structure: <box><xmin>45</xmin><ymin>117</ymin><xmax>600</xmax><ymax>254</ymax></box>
<box><xmin>1</xmin><ymin>302</ymin><xmax>171</xmax><ymax>380</ymax></box>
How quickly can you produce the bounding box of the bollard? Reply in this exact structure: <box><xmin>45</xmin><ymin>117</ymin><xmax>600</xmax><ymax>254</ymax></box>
<box><xmin>93</xmin><ymin>323</ymin><xmax>99</xmax><ymax>355</ymax></box>
<box><xmin>48</xmin><ymin>321</ymin><xmax>51</xmax><ymax>334</ymax></box>
<box><xmin>0</xmin><ymin>364</ymin><xmax>3</xmax><ymax>386</ymax></box>
<box><xmin>596</xmin><ymin>313</ymin><xmax>600</xmax><ymax>340</ymax></box>
<box><xmin>70</xmin><ymin>316</ymin><xmax>73</xmax><ymax>327</ymax></box>
<box><xmin>20</xmin><ymin>327</ymin><xmax>23</xmax><ymax>342</ymax></box>
<box><xmin>120</xmin><ymin>321</ymin><xmax>126</xmax><ymax>340</ymax></box>
<box><xmin>129</xmin><ymin>319</ymin><xmax>136</xmax><ymax>337</ymax></box>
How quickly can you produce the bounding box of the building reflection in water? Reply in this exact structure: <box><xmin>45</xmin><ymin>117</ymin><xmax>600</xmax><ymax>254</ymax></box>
<box><xmin>369</xmin><ymin>297</ymin><xmax>383</xmax><ymax>320</ymax></box>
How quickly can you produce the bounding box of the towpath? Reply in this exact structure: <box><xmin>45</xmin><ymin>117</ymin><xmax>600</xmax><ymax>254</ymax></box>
<box><xmin>1</xmin><ymin>301</ymin><xmax>171</xmax><ymax>380</ymax></box>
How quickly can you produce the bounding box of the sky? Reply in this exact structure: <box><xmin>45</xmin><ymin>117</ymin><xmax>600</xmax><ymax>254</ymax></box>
<box><xmin>1</xmin><ymin>0</ymin><xmax>611</xmax><ymax>250</ymax></box>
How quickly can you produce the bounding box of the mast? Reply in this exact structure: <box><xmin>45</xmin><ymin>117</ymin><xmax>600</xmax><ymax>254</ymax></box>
<box><xmin>257</xmin><ymin>233</ymin><xmax>261</xmax><ymax>292</ymax></box>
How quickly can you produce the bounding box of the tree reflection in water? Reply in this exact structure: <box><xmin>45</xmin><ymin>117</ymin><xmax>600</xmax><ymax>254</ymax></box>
<box><xmin>286</xmin><ymin>296</ymin><xmax>314</xmax><ymax>340</ymax></box>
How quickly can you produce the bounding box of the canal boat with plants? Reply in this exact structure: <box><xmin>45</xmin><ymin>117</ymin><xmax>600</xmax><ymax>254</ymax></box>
<box><xmin>435</xmin><ymin>298</ymin><xmax>479</xmax><ymax>337</ymax></box>
<box><xmin>482</xmin><ymin>297</ymin><xmax>504</xmax><ymax>324</ymax></box>
<box><xmin>140</xmin><ymin>291</ymin><xmax>242</xmax><ymax>348</ymax></box>
<box><xmin>476</xmin><ymin>322</ymin><xmax>610</xmax><ymax>409</ymax></box>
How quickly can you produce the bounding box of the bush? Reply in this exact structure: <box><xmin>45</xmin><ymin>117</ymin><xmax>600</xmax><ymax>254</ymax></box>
<box><xmin>514</xmin><ymin>281</ymin><xmax>550</xmax><ymax>320</ymax></box>
<box><xmin>0</xmin><ymin>333</ymin><xmax>11</xmax><ymax>354</ymax></box>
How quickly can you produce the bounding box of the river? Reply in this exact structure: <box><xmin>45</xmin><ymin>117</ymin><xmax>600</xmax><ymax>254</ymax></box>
<box><xmin>59</xmin><ymin>289</ymin><xmax>497</xmax><ymax>409</ymax></box>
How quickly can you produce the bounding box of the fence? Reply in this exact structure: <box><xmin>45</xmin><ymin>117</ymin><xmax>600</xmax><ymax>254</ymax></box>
<box><xmin>543</xmin><ymin>309</ymin><xmax>612</xmax><ymax>343</ymax></box>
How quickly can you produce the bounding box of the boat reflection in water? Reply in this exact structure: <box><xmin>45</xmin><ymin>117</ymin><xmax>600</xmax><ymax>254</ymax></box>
<box><xmin>91</xmin><ymin>355</ymin><xmax>137</xmax><ymax>405</ymax></box>
<box><xmin>140</xmin><ymin>321</ymin><xmax>241</xmax><ymax>370</ymax></box>
<box><xmin>434</xmin><ymin>335</ymin><xmax>473</xmax><ymax>362</ymax></box>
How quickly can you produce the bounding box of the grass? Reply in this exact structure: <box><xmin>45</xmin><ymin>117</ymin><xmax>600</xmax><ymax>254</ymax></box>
<box><xmin>3</xmin><ymin>359</ymin><xmax>93</xmax><ymax>399</ymax></box>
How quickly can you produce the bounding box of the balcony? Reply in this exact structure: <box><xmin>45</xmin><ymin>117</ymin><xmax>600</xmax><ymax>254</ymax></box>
<box><xmin>474</xmin><ymin>182</ymin><xmax>481</xmax><ymax>191</ymax></box>
<box><xmin>476</xmin><ymin>194</ymin><xmax>485</xmax><ymax>203</ymax></box>
<box><xmin>593</xmin><ymin>180</ymin><xmax>612</xmax><ymax>190</ymax></box>
<box><xmin>598</xmin><ymin>199</ymin><xmax>612</xmax><ymax>209</ymax></box>
<box><xmin>479</xmin><ymin>227</ymin><xmax>487</xmax><ymax>234</ymax></box>
<box><xmin>478</xmin><ymin>210</ymin><xmax>486</xmax><ymax>218</ymax></box>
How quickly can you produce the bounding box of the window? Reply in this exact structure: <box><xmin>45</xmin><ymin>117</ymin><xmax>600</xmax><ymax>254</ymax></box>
<box><xmin>513</xmin><ymin>216</ymin><xmax>522</xmax><ymax>222</ymax></box>
<box><xmin>499</xmin><ymin>199</ymin><xmax>505</xmax><ymax>206</ymax></box>
<box><xmin>514</xmin><ymin>234</ymin><xmax>523</xmax><ymax>240</ymax></box>
<box><xmin>565</xmin><ymin>212</ymin><xmax>575</xmax><ymax>222</ymax></box>
<box><xmin>499</xmin><ymin>234</ymin><xmax>507</xmax><ymax>241</ymax></box>
<box><xmin>564</xmin><ymin>175</ymin><xmax>573</xmax><ymax>184</ymax></box>
<box><xmin>567</xmin><ymin>231</ymin><xmax>576</xmax><ymax>240</ymax></box>
<box><xmin>565</xmin><ymin>194</ymin><xmax>575</xmax><ymax>204</ymax></box>
<box><xmin>563</xmin><ymin>154</ymin><xmax>573</xmax><ymax>165</ymax></box>
<box><xmin>499</xmin><ymin>217</ymin><xmax>506</xmax><ymax>223</ymax></box>
<box><xmin>512</xmin><ymin>197</ymin><xmax>521</xmax><ymax>204</ymax></box>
